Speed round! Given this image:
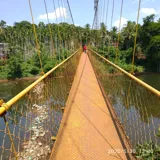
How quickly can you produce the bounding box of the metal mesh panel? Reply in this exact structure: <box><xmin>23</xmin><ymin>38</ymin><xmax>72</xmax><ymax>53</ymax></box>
<box><xmin>88</xmin><ymin>50</ymin><xmax>160</xmax><ymax>149</ymax></box>
<box><xmin>0</xmin><ymin>51</ymin><xmax>80</xmax><ymax>160</ymax></box>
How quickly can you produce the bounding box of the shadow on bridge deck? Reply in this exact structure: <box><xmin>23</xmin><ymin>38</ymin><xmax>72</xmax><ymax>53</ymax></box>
<box><xmin>50</xmin><ymin>52</ymin><xmax>128</xmax><ymax>160</ymax></box>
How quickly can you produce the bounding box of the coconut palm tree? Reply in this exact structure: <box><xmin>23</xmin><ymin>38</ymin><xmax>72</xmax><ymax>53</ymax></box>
<box><xmin>121</xmin><ymin>21</ymin><xmax>136</xmax><ymax>49</ymax></box>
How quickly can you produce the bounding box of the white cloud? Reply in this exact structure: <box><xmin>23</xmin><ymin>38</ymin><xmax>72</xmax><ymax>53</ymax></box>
<box><xmin>113</xmin><ymin>17</ymin><xmax>128</xmax><ymax>29</ymax></box>
<box><xmin>38</xmin><ymin>7</ymin><xmax>67</xmax><ymax>21</ymax></box>
<box><xmin>140</xmin><ymin>8</ymin><xmax>158</xmax><ymax>15</ymax></box>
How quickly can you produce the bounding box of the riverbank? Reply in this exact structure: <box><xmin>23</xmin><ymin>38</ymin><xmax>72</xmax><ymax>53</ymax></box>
<box><xmin>0</xmin><ymin>76</ymin><xmax>40</xmax><ymax>83</ymax></box>
<box><xmin>0</xmin><ymin>72</ymin><xmax>160</xmax><ymax>83</ymax></box>
<box><xmin>135</xmin><ymin>72</ymin><xmax>160</xmax><ymax>76</ymax></box>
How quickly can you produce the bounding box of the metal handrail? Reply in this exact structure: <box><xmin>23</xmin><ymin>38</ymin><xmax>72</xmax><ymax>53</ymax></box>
<box><xmin>89</xmin><ymin>49</ymin><xmax>160</xmax><ymax>97</ymax></box>
<box><xmin>0</xmin><ymin>49</ymin><xmax>80</xmax><ymax>116</ymax></box>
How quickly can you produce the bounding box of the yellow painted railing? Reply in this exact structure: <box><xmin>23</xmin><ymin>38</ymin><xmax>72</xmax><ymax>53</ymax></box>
<box><xmin>0</xmin><ymin>49</ymin><xmax>80</xmax><ymax>159</ymax></box>
<box><xmin>89</xmin><ymin>49</ymin><xmax>160</xmax><ymax>148</ymax></box>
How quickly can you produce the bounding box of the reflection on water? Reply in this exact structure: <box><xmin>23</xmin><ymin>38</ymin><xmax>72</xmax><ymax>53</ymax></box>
<box><xmin>89</xmin><ymin>52</ymin><xmax>160</xmax><ymax>149</ymax></box>
<box><xmin>101</xmin><ymin>75</ymin><xmax>160</xmax><ymax>147</ymax></box>
<box><xmin>0</xmin><ymin>51</ymin><xmax>81</xmax><ymax>159</ymax></box>
<box><xmin>138</xmin><ymin>74</ymin><xmax>160</xmax><ymax>91</ymax></box>
<box><xmin>0</xmin><ymin>78</ymin><xmax>72</xmax><ymax>159</ymax></box>
<box><xmin>0</xmin><ymin>80</ymin><xmax>34</xmax><ymax>101</ymax></box>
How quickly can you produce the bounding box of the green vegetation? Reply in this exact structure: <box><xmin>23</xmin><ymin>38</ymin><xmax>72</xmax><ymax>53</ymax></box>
<box><xmin>0</xmin><ymin>21</ymin><xmax>80</xmax><ymax>79</ymax></box>
<box><xmin>136</xmin><ymin>128</ymin><xmax>160</xmax><ymax>159</ymax></box>
<box><xmin>90</xmin><ymin>14</ymin><xmax>160</xmax><ymax>73</ymax></box>
<box><xmin>136</xmin><ymin>142</ymin><xmax>160</xmax><ymax>160</ymax></box>
<box><xmin>0</xmin><ymin>14</ymin><xmax>160</xmax><ymax>79</ymax></box>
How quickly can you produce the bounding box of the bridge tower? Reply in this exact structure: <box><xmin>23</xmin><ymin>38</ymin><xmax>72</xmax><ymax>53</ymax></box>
<box><xmin>93</xmin><ymin>0</ymin><xmax>99</xmax><ymax>29</ymax></box>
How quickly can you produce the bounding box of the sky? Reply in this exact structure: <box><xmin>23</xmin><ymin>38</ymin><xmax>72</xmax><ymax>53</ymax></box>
<box><xmin>0</xmin><ymin>0</ymin><xmax>160</xmax><ymax>29</ymax></box>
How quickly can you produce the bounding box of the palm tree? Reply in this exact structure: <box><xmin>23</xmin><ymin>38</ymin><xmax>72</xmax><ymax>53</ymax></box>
<box><xmin>122</xmin><ymin>21</ymin><xmax>136</xmax><ymax>49</ymax></box>
<box><xmin>111</xmin><ymin>26</ymin><xmax>118</xmax><ymax>44</ymax></box>
<box><xmin>84</xmin><ymin>24</ymin><xmax>91</xmax><ymax>45</ymax></box>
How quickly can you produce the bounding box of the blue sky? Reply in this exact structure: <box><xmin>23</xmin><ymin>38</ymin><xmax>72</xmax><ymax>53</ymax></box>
<box><xmin>0</xmin><ymin>0</ymin><xmax>160</xmax><ymax>29</ymax></box>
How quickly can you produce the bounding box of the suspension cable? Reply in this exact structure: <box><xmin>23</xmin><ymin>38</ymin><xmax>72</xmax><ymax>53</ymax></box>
<box><xmin>104</xmin><ymin>0</ymin><xmax>109</xmax><ymax>58</ymax></box>
<box><xmin>60</xmin><ymin>0</ymin><xmax>66</xmax><ymax>22</ymax></box>
<box><xmin>102</xmin><ymin>0</ymin><xmax>107</xmax><ymax>57</ymax></box>
<box><xmin>57</xmin><ymin>0</ymin><xmax>63</xmax><ymax>22</ymax></box>
<box><xmin>44</xmin><ymin>0</ymin><xmax>55</xmax><ymax>56</ymax></box>
<box><xmin>92</xmin><ymin>0</ymin><xmax>99</xmax><ymax>29</ymax></box>
<box><xmin>102</xmin><ymin>0</ymin><xmax>106</xmax><ymax>23</ymax></box>
<box><xmin>66</xmin><ymin>0</ymin><xmax>75</xmax><ymax>24</ymax></box>
<box><xmin>52</xmin><ymin>0</ymin><xmax>61</xmax><ymax>60</ymax></box>
<box><xmin>99</xmin><ymin>0</ymin><xmax>104</xmax><ymax>25</ymax></box>
<box><xmin>105</xmin><ymin>0</ymin><xmax>109</xmax><ymax>27</ymax></box>
<box><xmin>60</xmin><ymin>0</ymin><xmax>67</xmax><ymax>59</ymax></box>
<box><xmin>115</xmin><ymin>0</ymin><xmax>124</xmax><ymax>63</ymax></box>
<box><xmin>52</xmin><ymin>0</ymin><xmax>59</xmax><ymax>23</ymax></box>
<box><xmin>28</xmin><ymin>0</ymin><xmax>44</xmax><ymax>74</ymax></box>
<box><xmin>110</xmin><ymin>0</ymin><xmax>115</xmax><ymax>38</ymax></box>
<box><xmin>131</xmin><ymin>0</ymin><xmax>142</xmax><ymax>73</ymax></box>
<box><xmin>108</xmin><ymin>0</ymin><xmax>115</xmax><ymax>53</ymax></box>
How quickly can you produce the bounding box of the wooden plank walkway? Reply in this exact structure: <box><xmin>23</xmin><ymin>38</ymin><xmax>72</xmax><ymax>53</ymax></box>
<box><xmin>50</xmin><ymin>53</ymin><xmax>127</xmax><ymax>160</ymax></box>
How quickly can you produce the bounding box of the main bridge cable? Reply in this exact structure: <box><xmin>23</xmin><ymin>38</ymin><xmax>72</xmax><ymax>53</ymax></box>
<box><xmin>65</xmin><ymin>0</ymin><xmax>77</xmax><ymax>51</ymax></box>
<box><xmin>52</xmin><ymin>0</ymin><xmax>61</xmax><ymax>61</ymax></box>
<box><xmin>28</xmin><ymin>0</ymin><xmax>44</xmax><ymax>74</ymax></box>
<box><xmin>131</xmin><ymin>0</ymin><xmax>142</xmax><ymax>74</ymax></box>
<box><xmin>102</xmin><ymin>0</ymin><xmax>106</xmax><ymax>24</ymax></box>
<box><xmin>108</xmin><ymin>0</ymin><xmax>115</xmax><ymax>54</ymax></box>
<box><xmin>98</xmin><ymin>0</ymin><xmax>103</xmax><ymax>48</ymax></box>
<box><xmin>99</xmin><ymin>0</ymin><xmax>104</xmax><ymax>26</ymax></box>
<box><xmin>43</xmin><ymin>0</ymin><xmax>55</xmax><ymax>56</ymax></box>
<box><xmin>57</xmin><ymin>0</ymin><xmax>65</xmax><ymax>58</ymax></box>
<box><xmin>115</xmin><ymin>0</ymin><xmax>124</xmax><ymax>63</ymax></box>
<box><xmin>65</xmin><ymin>0</ymin><xmax>78</xmax><ymax>49</ymax></box>
<box><xmin>105</xmin><ymin>0</ymin><xmax>109</xmax><ymax>27</ymax></box>
<box><xmin>60</xmin><ymin>0</ymin><xmax>66</xmax><ymax>22</ymax></box>
<box><xmin>57</xmin><ymin>0</ymin><xmax>63</xmax><ymax>22</ymax></box>
<box><xmin>101</xmin><ymin>0</ymin><xmax>106</xmax><ymax>56</ymax></box>
<box><xmin>59</xmin><ymin>0</ymin><xmax>66</xmax><ymax>60</ymax></box>
<box><xmin>66</xmin><ymin>0</ymin><xmax>74</xmax><ymax>25</ymax></box>
<box><xmin>60</xmin><ymin>0</ymin><xmax>74</xmax><ymax>58</ymax></box>
<box><xmin>102</xmin><ymin>0</ymin><xmax>109</xmax><ymax>59</ymax></box>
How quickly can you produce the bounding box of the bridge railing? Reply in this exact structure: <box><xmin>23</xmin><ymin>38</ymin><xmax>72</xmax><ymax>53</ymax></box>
<box><xmin>0</xmin><ymin>49</ymin><xmax>80</xmax><ymax>159</ymax></box>
<box><xmin>89</xmin><ymin>49</ymin><xmax>160</xmax><ymax>149</ymax></box>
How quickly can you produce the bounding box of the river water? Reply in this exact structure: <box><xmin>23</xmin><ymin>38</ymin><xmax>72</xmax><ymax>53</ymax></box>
<box><xmin>137</xmin><ymin>74</ymin><xmax>160</xmax><ymax>91</ymax></box>
<box><xmin>0</xmin><ymin>74</ymin><xmax>159</xmax><ymax>102</ymax></box>
<box><xmin>0</xmin><ymin>74</ymin><xmax>159</xmax><ymax>158</ymax></box>
<box><xmin>0</xmin><ymin>80</ymin><xmax>34</xmax><ymax>102</ymax></box>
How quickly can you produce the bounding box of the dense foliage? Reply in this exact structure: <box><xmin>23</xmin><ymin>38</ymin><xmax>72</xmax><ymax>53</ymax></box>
<box><xmin>0</xmin><ymin>14</ymin><xmax>159</xmax><ymax>79</ymax></box>
<box><xmin>136</xmin><ymin>128</ymin><xmax>160</xmax><ymax>160</ymax></box>
<box><xmin>0</xmin><ymin>21</ymin><xmax>80</xmax><ymax>79</ymax></box>
<box><xmin>91</xmin><ymin>14</ymin><xmax>160</xmax><ymax>73</ymax></box>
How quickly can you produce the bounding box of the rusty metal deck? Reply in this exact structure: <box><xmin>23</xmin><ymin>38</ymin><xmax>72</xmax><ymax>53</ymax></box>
<box><xmin>50</xmin><ymin>53</ymin><xmax>127</xmax><ymax>160</ymax></box>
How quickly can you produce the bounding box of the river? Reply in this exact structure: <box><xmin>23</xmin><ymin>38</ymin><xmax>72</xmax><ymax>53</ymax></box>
<box><xmin>0</xmin><ymin>80</ymin><xmax>34</xmax><ymax>102</ymax></box>
<box><xmin>137</xmin><ymin>74</ymin><xmax>160</xmax><ymax>91</ymax></box>
<box><xmin>0</xmin><ymin>74</ymin><xmax>159</xmax><ymax>158</ymax></box>
<box><xmin>0</xmin><ymin>74</ymin><xmax>159</xmax><ymax>101</ymax></box>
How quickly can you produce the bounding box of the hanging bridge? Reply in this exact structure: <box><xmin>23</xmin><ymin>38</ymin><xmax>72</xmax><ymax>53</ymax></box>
<box><xmin>0</xmin><ymin>0</ymin><xmax>160</xmax><ymax>160</ymax></box>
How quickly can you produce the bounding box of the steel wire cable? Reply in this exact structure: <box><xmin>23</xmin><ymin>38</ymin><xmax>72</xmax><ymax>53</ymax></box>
<box><xmin>115</xmin><ymin>0</ymin><xmax>124</xmax><ymax>63</ymax></box>
<box><xmin>28</xmin><ymin>0</ymin><xmax>44</xmax><ymax>74</ymax></box>
<box><xmin>44</xmin><ymin>0</ymin><xmax>55</xmax><ymax>56</ymax></box>
<box><xmin>131</xmin><ymin>0</ymin><xmax>142</xmax><ymax>73</ymax></box>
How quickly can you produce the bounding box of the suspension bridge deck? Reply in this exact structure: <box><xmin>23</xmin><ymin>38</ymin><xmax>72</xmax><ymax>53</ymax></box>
<box><xmin>50</xmin><ymin>52</ymin><xmax>127</xmax><ymax>160</ymax></box>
